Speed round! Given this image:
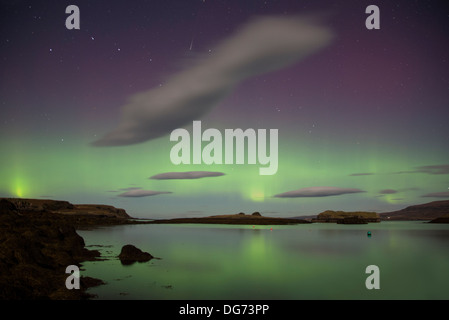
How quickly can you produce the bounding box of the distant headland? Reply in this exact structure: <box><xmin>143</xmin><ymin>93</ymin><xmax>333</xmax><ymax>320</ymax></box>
<box><xmin>2</xmin><ymin>197</ymin><xmax>449</xmax><ymax>225</ymax></box>
<box><xmin>147</xmin><ymin>211</ymin><xmax>310</xmax><ymax>225</ymax></box>
<box><xmin>379</xmin><ymin>200</ymin><xmax>449</xmax><ymax>222</ymax></box>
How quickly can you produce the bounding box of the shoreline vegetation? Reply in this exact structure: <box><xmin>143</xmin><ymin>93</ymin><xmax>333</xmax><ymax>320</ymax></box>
<box><xmin>1</xmin><ymin>197</ymin><xmax>448</xmax><ymax>300</ymax></box>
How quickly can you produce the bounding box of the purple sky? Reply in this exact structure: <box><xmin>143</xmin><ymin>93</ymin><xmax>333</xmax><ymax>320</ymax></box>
<box><xmin>1</xmin><ymin>1</ymin><xmax>448</xmax><ymax>217</ymax></box>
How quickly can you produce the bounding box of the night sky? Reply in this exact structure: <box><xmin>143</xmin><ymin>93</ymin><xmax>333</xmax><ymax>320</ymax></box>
<box><xmin>1</xmin><ymin>0</ymin><xmax>448</xmax><ymax>218</ymax></box>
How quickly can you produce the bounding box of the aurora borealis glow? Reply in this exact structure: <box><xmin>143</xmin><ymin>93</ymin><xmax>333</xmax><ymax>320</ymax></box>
<box><xmin>1</xmin><ymin>0</ymin><xmax>448</xmax><ymax>218</ymax></box>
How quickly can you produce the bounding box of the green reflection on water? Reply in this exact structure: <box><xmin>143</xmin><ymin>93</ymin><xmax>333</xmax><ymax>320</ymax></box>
<box><xmin>78</xmin><ymin>222</ymin><xmax>449</xmax><ymax>300</ymax></box>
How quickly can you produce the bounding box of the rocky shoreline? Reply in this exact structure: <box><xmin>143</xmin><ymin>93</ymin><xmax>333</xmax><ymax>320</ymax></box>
<box><xmin>0</xmin><ymin>198</ymin><xmax>140</xmax><ymax>300</ymax></box>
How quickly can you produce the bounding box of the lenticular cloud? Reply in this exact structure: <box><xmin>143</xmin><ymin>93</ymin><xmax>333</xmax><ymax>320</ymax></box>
<box><xmin>150</xmin><ymin>171</ymin><xmax>225</xmax><ymax>180</ymax></box>
<box><xmin>274</xmin><ymin>186</ymin><xmax>365</xmax><ymax>198</ymax></box>
<box><xmin>118</xmin><ymin>189</ymin><xmax>172</xmax><ymax>197</ymax></box>
<box><xmin>92</xmin><ymin>15</ymin><xmax>334</xmax><ymax>147</ymax></box>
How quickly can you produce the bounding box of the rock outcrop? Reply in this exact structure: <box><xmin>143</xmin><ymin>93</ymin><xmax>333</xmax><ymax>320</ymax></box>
<box><xmin>69</xmin><ymin>204</ymin><xmax>130</xmax><ymax>219</ymax></box>
<box><xmin>4</xmin><ymin>198</ymin><xmax>74</xmax><ymax>211</ymax></box>
<box><xmin>0</xmin><ymin>198</ymin><xmax>135</xmax><ymax>230</ymax></box>
<box><xmin>0</xmin><ymin>197</ymin><xmax>142</xmax><ymax>299</ymax></box>
<box><xmin>1</xmin><ymin>198</ymin><xmax>130</xmax><ymax>219</ymax></box>
<box><xmin>118</xmin><ymin>245</ymin><xmax>153</xmax><ymax>265</ymax></box>
<box><xmin>0</xmin><ymin>203</ymin><xmax>103</xmax><ymax>299</ymax></box>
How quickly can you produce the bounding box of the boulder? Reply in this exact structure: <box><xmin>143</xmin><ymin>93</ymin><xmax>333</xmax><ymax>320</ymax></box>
<box><xmin>251</xmin><ymin>212</ymin><xmax>261</xmax><ymax>216</ymax></box>
<box><xmin>118</xmin><ymin>245</ymin><xmax>153</xmax><ymax>265</ymax></box>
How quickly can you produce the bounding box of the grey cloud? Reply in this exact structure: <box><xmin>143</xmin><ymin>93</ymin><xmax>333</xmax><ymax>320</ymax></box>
<box><xmin>274</xmin><ymin>186</ymin><xmax>365</xmax><ymax>198</ymax></box>
<box><xmin>414</xmin><ymin>165</ymin><xmax>449</xmax><ymax>175</ymax></box>
<box><xmin>118</xmin><ymin>189</ymin><xmax>172</xmax><ymax>197</ymax></box>
<box><xmin>119</xmin><ymin>187</ymin><xmax>142</xmax><ymax>191</ymax></box>
<box><xmin>107</xmin><ymin>187</ymin><xmax>141</xmax><ymax>193</ymax></box>
<box><xmin>150</xmin><ymin>171</ymin><xmax>225</xmax><ymax>180</ymax></box>
<box><xmin>421</xmin><ymin>191</ymin><xmax>449</xmax><ymax>198</ymax></box>
<box><xmin>379</xmin><ymin>189</ymin><xmax>398</xmax><ymax>194</ymax></box>
<box><xmin>92</xmin><ymin>15</ymin><xmax>334</xmax><ymax>146</ymax></box>
<box><xmin>399</xmin><ymin>187</ymin><xmax>420</xmax><ymax>191</ymax></box>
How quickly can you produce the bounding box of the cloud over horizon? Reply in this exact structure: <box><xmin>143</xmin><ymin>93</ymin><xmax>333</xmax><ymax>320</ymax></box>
<box><xmin>118</xmin><ymin>189</ymin><xmax>172</xmax><ymax>197</ymax></box>
<box><xmin>379</xmin><ymin>189</ymin><xmax>398</xmax><ymax>194</ymax></box>
<box><xmin>91</xmin><ymin>15</ymin><xmax>334</xmax><ymax>146</ymax></box>
<box><xmin>421</xmin><ymin>191</ymin><xmax>449</xmax><ymax>198</ymax></box>
<box><xmin>274</xmin><ymin>186</ymin><xmax>365</xmax><ymax>198</ymax></box>
<box><xmin>150</xmin><ymin>171</ymin><xmax>225</xmax><ymax>180</ymax></box>
<box><xmin>394</xmin><ymin>164</ymin><xmax>449</xmax><ymax>175</ymax></box>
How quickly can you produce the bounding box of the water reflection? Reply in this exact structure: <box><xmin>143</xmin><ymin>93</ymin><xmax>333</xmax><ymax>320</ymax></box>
<box><xmin>79</xmin><ymin>222</ymin><xmax>449</xmax><ymax>299</ymax></box>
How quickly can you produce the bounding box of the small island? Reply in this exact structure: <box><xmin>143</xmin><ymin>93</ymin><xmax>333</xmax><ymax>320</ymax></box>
<box><xmin>147</xmin><ymin>211</ymin><xmax>311</xmax><ymax>225</ymax></box>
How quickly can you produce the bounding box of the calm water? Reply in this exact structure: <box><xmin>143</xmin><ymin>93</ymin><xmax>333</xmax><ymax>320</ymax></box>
<box><xmin>77</xmin><ymin>221</ymin><xmax>449</xmax><ymax>300</ymax></box>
